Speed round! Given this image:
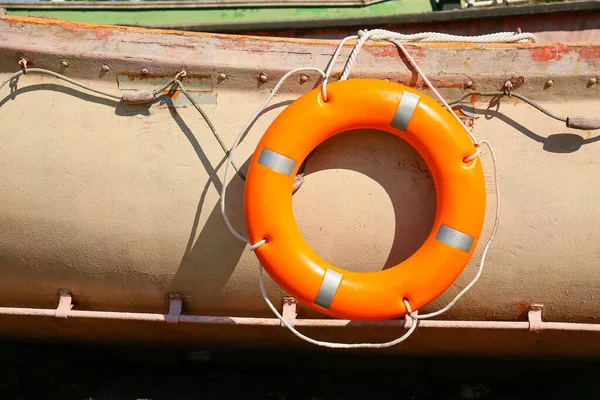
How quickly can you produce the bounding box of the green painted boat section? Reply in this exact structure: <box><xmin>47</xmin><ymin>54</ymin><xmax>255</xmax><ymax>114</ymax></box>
<box><xmin>6</xmin><ymin>0</ymin><xmax>433</xmax><ymax>28</ymax></box>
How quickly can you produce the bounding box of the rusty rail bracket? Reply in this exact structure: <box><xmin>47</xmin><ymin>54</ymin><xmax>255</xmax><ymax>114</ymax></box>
<box><xmin>167</xmin><ymin>293</ymin><xmax>182</xmax><ymax>324</ymax></box>
<box><xmin>281</xmin><ymin>297</ymin><xmax>298</xmax><ymax>327</ymax></box>
<box><xmin>54</xmin><ymin>289</ymin><xmax>73</xmax><ymax>319</ymax></box>
<box><xmin>528</xmin><ymin>304</ymin><xmax>544</xmax><ymax>333</ymax></box>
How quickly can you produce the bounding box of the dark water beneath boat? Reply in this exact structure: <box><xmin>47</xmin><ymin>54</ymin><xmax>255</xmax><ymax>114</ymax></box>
<box><xmin>0</xmin><ymin>342</ymin><xmax>598</xmax><ymax>399</ymax></box>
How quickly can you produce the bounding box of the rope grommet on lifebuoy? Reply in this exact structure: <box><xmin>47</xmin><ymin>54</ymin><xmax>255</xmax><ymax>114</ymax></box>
<box><xmin>244</xmin><ymin>79</ymin><xmax>486</xmax><ymax>321</ymax></box>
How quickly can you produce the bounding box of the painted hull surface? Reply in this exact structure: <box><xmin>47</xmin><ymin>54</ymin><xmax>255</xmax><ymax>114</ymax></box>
<box><xmin>0</xmin><ymin>16</ymin><xmax>599</xmax><ymax>356</ymax></box>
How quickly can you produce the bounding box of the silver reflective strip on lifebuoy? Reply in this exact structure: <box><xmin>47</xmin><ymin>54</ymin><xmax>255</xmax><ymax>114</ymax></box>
<box><xmin>390</xmin><ymin>92</ymin><xmax>420</xmax><ymax>132</ymax></box>
<box><xmin>435</xmin><ymin>224</ymin><xmax>475</xmax><ymax>253</ymax></box>
<box><xmin>313</xmin><ymin>269</ymin><xmax>343</xmax><ymax>309</ymax></box>
<box><xmin>257</xmin><ymin>148</ymin><xmax>297</xmax><ymax>176</ymax></box>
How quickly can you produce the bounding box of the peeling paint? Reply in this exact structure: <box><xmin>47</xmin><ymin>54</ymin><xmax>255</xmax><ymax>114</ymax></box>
<box><xmin>94</xmin><ymin>27</ymin><xmax>112</xmax><ymax>40</ymax></box>
<box><xmin>579</xmin><ymin>47</ymin><xmax>600</xmax><ymax>59</ymax></box>
<box><xmin>530</xmin><ymin>44</ymin><xmax>572</xmax><ymax>62</ymax></box>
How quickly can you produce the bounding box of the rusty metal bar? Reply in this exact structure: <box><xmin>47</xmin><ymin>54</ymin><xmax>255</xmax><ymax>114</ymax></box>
<box><xmin>0</xmin><ymin>291</ymin><xmax>598</xmax><ymax>333</ymax></box>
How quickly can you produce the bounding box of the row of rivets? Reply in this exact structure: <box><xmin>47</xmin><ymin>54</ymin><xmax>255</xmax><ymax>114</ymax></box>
<box><xmin>25</xmin><ymin>60</ymin><xmax>600</xmax><ymax>89</ymax></box>
<box><xmin>463</xmin><ymin>78</ymin><xmax>599</xmax><ymax>89</ymax></box>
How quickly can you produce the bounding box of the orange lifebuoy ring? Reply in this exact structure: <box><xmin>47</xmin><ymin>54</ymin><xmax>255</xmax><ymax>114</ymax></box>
<box><xmin>244</xmin><ymin>79</ymin><xmax>486</xmax><ymax>321</ymax></box>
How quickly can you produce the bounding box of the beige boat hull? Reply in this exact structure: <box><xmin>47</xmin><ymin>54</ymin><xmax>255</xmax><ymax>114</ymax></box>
<box><xmin>0</xmin><ymin>16</ymin><xmax>599</xmax><ymax>355</ymax></box>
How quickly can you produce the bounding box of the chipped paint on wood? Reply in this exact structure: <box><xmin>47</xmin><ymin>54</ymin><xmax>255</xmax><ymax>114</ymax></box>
<box><xmin>530</xmin><ymin>44</ymin><xmax>573</xmax><ymax>62</ymax></box>
<box><xmin>0</xmin><ymin>15</ymin><xmax>598</xmax><ymax>104</ymax></box>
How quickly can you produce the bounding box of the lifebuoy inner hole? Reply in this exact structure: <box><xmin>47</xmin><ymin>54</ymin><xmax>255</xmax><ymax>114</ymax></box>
<box><xmin>292</xmin><ymin>129</ymin><xmax>436</xmax><ymax>273</ymax></box>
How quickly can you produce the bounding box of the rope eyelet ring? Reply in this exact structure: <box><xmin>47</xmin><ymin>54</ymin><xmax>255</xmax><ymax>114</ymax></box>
<box><xmin>174</xmin><ymin>70</ymin><xmax>187</xmax><ymax>82</ymax></box>
<box><xmin>249</xmin><ymin>238</ymin><xmax>268</xmax><ymax>251</ymax></box>
<box><xmin>504</xmin><ymin>80</ymin><xmax>514</xmax><ymax>98</ymax></box>
<box><xmin>18</xmin><ymin>58</ymin><xmax>28</xmax><ymax>75</ymax></box>
<box><xmin>320</xmin><ymin>79</ymin><xmax>329</xmax><ymax>102</ymax></box>
<box><xmin>463</xmin><ymin>145</ymin><xmax>480</xmax><ymax>163</ymax></box>
<box><xmin>402</xmin><ymin>298</ymin><xmax>413</xmax><ymax>314</ymax></box>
